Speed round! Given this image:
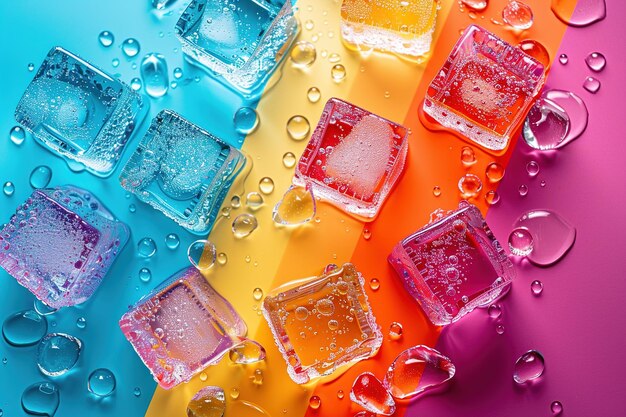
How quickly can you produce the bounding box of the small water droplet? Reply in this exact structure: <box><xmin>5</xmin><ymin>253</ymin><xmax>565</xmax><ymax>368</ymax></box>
<box><xmin>3</xmin><ymin>181</ymin><xmax>15</xmax><ymax>196</ymax></box>
<box><xmin>484</xmin><ymin>190</ymin><xmax>500</xmax><ymax>205</ymax></box>
<box><xmin>551</xmin><ymin>0</ymin><xmax>606</xmax><ymax>27</ymax></box>
<box><xmin>29</xmin><ymin>166</ymin><xmax>52</xmax><ymax>189</ymax></box>
<box><xmin>88</xmin><ymin>368</ymin><xmax>116</xmax><ymax>397</ymax></box>
<box><xmin>460</xmin><ymin>146</ymin><xmax>476</xmax><ymax>166</ymax></box>
<box><xmin>199</xmin><ymin>372</ymin><xmax>208</xmax><ymax>382</ymax></box>
<box><xmin>502</xmin><ymin>0</ymin><xmax>534</xmax><ymax>30</ymax></box>
<box><xmin>250</xmin><ymin>368</ymin><xmax>264</xmax><ymax>385</ymax></box>
<box><xmin>130</xmin><ymin>77</ymin><xmax>142</xmax><ymax>91</ymax></box>
<box><xmin>488</xmin><ymin>304</ymin><xmax>502</xmax><ymax>318</ymax></box>
<box><xmin>583</xmin><ymin>76</ymin><xmax>601</xmax><ymax>93</ymax></box>
<box><xmin>432</xmin><ymin>186</ymin><xmax>442</xmax><ymax>197</ymax></box>
<box><xmin>76</xmin><ymin>317</ymin><xmax>86</xmax><ymax>329</ymax></box>
<box><xmin>286</xmin><ymin>115</ymin><xmax>310</xmax><ymax>141</ymax></box>
<box><xmin>187</xmin><ymin>240</ymin><xmax>217</xmax><ymax>270</ymax></box>
<box><xmin>513</xmin><ymin>350</ymin><xmax>545</xmax><ymax>383</ymax></box>
<box><xmin>111</xmin><ymin>58</ymin><xmax>120</xmax><ymax>68</ymax></box>
<box><xmin>137</xmin><ymin>237</ymin><xmax>157</xmax><ymax>257</ymax></box>
<box><xmin>461</xmin><ymin>0</ymin><xmax>488</xmax><ymax>11</ymax></box>
<box><xmin>253</xmin><ymin>288</ymin><xmax>263</xmax><ymax>301</ymax></box>
<box><xmin>496</xmin><ymin>324</ymin><xmax>505</xmax><ymax>334</ymax></box>
<box><xmin>551</xmin><ymin>400</ymin><xmax>563</xmax><ymax>415</ymax></box>
<box><xmin>558</xmin><ymin>53</ymin><xmax>568</xmax><ymax>64</ymax></box>
<box><xmin>187</xmin><ymin>386</ymin><xmax>225</xmax><ymax>417</ymax></box>
<box><xmin>369</xmin><ymin>278</ymin><xmax>380</xmax><ymax>291</ymax></box>
<box><xmin>245</xmin><ymin>192</ymin><xmax>264</xmax><ymax>210</ymax></box>
<box><xmin>485</xmin><ymin>162</ymin><xmax>505</xmax><ymax>182</ymax></box>
<box><xmin>10</xmin><ymin>126</ymin><xmax>26</xmax><ymax>145</ymax></box>
<box><xmin>98</xmin><ymin>30</ymin><xmax>114</xmax><ymax>47</ymax></box>
<box><xmin>37</xmin><ymin>333</ymin><xmax>82</xmax><ymax>376</ymax></box>
<box><xmin>290</xmin><ymin>41</ymin><xmax>316</xmax><ymax>67</ymax></box>
<box><xmin>458</xmin><ymin>173</ymin><xmax>483</xmax><ymax>198</ymax></box>
<box><xmin>230</xmin><ymin>387</ymin><xmax>239</xmax><ymax>399</ymax></box>
<box><xmin>121</xmin><ymin>38</ymin><xmax>140</xmax><ymax>58</ymax></box>
<box><xmin>164</xmin><ymin>233</ymin><xmax>179</xmax><ymax>250</ymax></box>
<box><xmin>307</xmin><ymin>87</ymin><xmax>321</xmax><ymax>103</ymax></box>
<box><xmin>234</xmin><ymin>107</ymin><xmax>259</xmax><ymax>135</ymax></box>
<box><xmin>509</xmin><ymin>227</ymin><xmax>534</xmax><ymax>256</ymax></box>
<box><xmin>351</xmin><ymin>372</ymin><xmax>396</xmax><ymax>414</ymax></box>
<box><xmin>388</xmin><ymin>322</ymin><xmax>403</xmax><ymax>340</ymax></box>
<box><xmin>173</xmin><ymin>67</ymin><xmax>183</xmax><ymax>79</ymax></box>
<box><xmin>304</xmin><ymin>19</ymin><xmax>314</xmax><ymax>30</ymax></box>
<box><xmin>337</xmin><ymin>389</ymin><xmax>345</xmax><ymax>399</ymax></box>
<box><xmin>129</xmin><ymin>204</ymin><xmax>136</xmax><ymax>213</ymax></box>
<box><xmin>21</xmin><ymin>382</ymin><xmax>59</xmax><ymax>416</ymax></box>
<box><xmin>526</xmin><ymin>161</ymin><xmax>540</xmax><ymax>177</ymax></box>
<box><xmin>362</xmin><ymin>228</ymin><xmax>372</xmax><ymax>240</ymax></box>
<box><xmin>585</xmin><ymin>51</ymin><xmax>606</xmax><ymax>72</ymax></box>
<box><xmin>282</xmin><ymin>152</ymin><xmax>297</xmax><ymax>168</ymax></box>
<box><xmin>229</xmin><ymin>339</ymin><xmax>266</xmax><ymax>364</ymax></box>
<box><xmin>217</xmin><ymin>252</ymin><xmax>228</xmax><ymax>265</ymax></box>
<box><xmin>331</xmin><ymin>64</ymin><xmax>346</xmax><ymax>81</ymax></box>
<box><xmin>518</xmin><ymin>184</ymin><xmax>528</xmax><ymax>196</ymax></box>
<box><xmin>531</xmin><ymin>280</ymin><xmax>543</xmax><ymax>295</ymax></box>
<box><xmin>258</xmin><ymin>177</ymin><xmax>275</xmax><ymax>195</ymax></box>
<box><xmin>133</xmin><ymin>387</ymin><xmax>142</xmax><ymax>397</ymax></box>
<box><xmin>141</xmin><ymin>53</ymin><xmax>169</xmax><ymax>98</ymax></box>
<box><xmin>308</xmin><ymin>395</ymin><xmax>321</xmax><ymax>409</ymax></box>
<box><xmin>273</xmin><ymin>185</ymin><xmax>316</xmax><ymax>225</ymax></box>
<box><xmin>28</xmin><ymin>62</ymin><xmax>35</xmax><ymax>71</ymax></box>
<box><xmin>232</xmin><ymin>213</ymin><xmax>258</xmax><ymax>238</ymax></box>
<box><xmin>2</xmin><ymin>310</ymin><xmax>47</xmax><ymax>346</ymax></box>
<box><xmin>231</xmin><ymin>195</ymin><xmax>241</xmax><ymax>208</ymax></box>
<box><xmin>138</xmin><ymin>267</ymin><xmax>152</xmax><ymax>282</ymax></box>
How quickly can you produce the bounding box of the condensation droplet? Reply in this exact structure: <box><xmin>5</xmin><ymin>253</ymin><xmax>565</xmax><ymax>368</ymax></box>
<box><xmin>88</xmin><ymin>368</ymin><xmax>116</xmax><ymax>397</ymax></box>
<box><xmin>518</xmin><ymin>184</ymin><xmax>528</xmax><ymax>196</ymax></box>
<box><xmin>138</xmin><ymin>267</ymin><xmax>152</xmax><ymax>283</ymax></box>
<box><xmin>458</xmin><ymin>173</ymin><xmax>483</xmax><ymax>198</ymax></box>
<box><xmin>234</xmin><ymin>107</ymin><xmax>259</xmax><ymax>135</ymax></box>
<box><xmin>526</xmin><ymin>161</ymin><xmax>539</xmax><ymax>177</ymax></box>
<box><xmin>513</xmin><ymin>350</ymin><xmax>545</xmax><ymax>383</ymax></box>
<box><xmin>331</xmin><ymin>64</ymin><xmax>346</xmax><ymax>82</ymax></box>
<box><xmin>309</xmin><ymin>395</ymin><xmax>321</xmax><ymax>409</ymax></box>
<box><xmin>137</xmin><ymin>237</ymin><xmax>157</xmax><ymax>257</ymax></box>
<box><xmin>496</xmin><ymin>324</ymin><xmax>505</xmax><ymax>334</ymax></box>
<box><xmin>485</xmin><ymin>162</ymin><xmax>505</xmax><ymax>182</ymax></box>
<box><xmin>29</xmin><ymin>166</ymin><xmax>52</xmax><ymax>189</ymax></box>
<box><xmin>187</xmin><ymin>240</ymin><xmax>217</xmax><ymax>270</ymax></box>
<box><xmin>286</xmin><ymin>115</ymin><xmax>310</xmax><ymax>141</ymax></box>
<box><xmin>460</xmin><ymin>146</ymin><xmax>477</xmax><ymax>166</ymax></box>
<box><xmin>531</xmin><ymin>280</ymin><xmax>543</xmax><ymax>295</ymax></box>
<box><xmin>165</xmin><ymin>233</ymin><xmax>179</xmax><ymax>250</ymax></box>
<box><xmin>98</xmin><ymin>31</ymin><xmax>114</xmax><ymax>47</ymax></box>
<box><xmin>258</xmin><ymin>177</ymin><xmax>275</xmax><ymax>195</ymax></box>
<box><xmin>232</xmin><ymin>213</ymin><xmax>258</xmax><ymax>238</ymax></box>
<box><xmin>9</xmin><ymin>126</ymin><xmax>26</xmax><ymax>145</ymax></box>
<box><xmin>461</xmin><ymin>0</ymin><xmax>488</xmax><ymax>11</ymax></box>
<box><xmin>282</xmin><ymin>152</ymin><xmax>297</xmax><ymax>168</ymax></box>
<box><xmin>4</xmin><ymin>181</ymin><xmax>15</xmax><ymax>197</ymax></box>
<box><xmin>253</xmin><ymin>288</ymin><xmax>263</xmax><ymax>301</ymax></box>
<box><xmin>121</xmin><ymin>38</ymin><xmax>141</xmax><ymax>58</ymax></box>
<box><xmin>217</xmin><ymin>252</ymin><xmax>228</xmax><ymax>266</ymax></box>
<box><xmin>558</xmin><ymin>53</ymin><xmax>568</xmax><ymax>65</ymax></box>
<box><xmin>585</xmin><ymin>51</ymin><xmax>606</xmax><ymax>72</ymax></box>
<box><xmin>583</xmin><ymin>76</ymin><xmax>601</xmax><ymax>93</ymax></box>
<box><xmin>518</xmin><ymin>39</ymin><xmax>550</xmax><ymax>68</ymax></box>
<box><xmin>485</xmin><ymin>190</ymin><xmax>500</xmax><ymax>205</ymax></box>
<box><xmin>369</xmin><ymin>278</ymin><xmax>380</xmax><ymax>291</ymax></box>
<box><xmin>307</xmin><ymin>87</ymin><xmax>321</xmax><ymax>103</ymax></box>
<box><xmin>551</xmin><ymin>400</ymin><xmax>563</xmax><ymax>415</ymax></box>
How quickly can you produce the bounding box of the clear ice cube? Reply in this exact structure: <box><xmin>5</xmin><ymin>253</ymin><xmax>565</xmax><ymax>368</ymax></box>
<box><xmin>119</xmin><ymin>267</ymin><xmax>248</xmax><ymax>389</ymax></box>
<box><xmin>388</xmin><ymin>201</ymin><xmax>515</xmax><ymax>325</ymax></box>
<box><xmin>294</xmin><ymin>98</ymin><xmax>409</xmax><ymax>221</ymax></box>
<box><xmin>14</xmin><ymin>47</ymin><xmax>147</xmax><ymax>177</ymax></box>
<box><xmin>0</xmin><ymin>185</ymin><xmax>129</xmax><ymax>309</ymax></box>
<box><xmin>119</xmin><ymin>110</ymin><xmax>246</xmax><ymax>235</ymax></box>
<box><xmin>261</xmin><ymin>263</ymin><xmax>382</xmax><ymax>384</ymax></box>
<box><xmin>175</xmin><ymin>0</ymin><xmax>299</xmax><ymax>98</ymax></box>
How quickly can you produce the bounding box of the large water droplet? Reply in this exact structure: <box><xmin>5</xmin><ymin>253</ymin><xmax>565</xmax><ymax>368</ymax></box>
<box><xmin>3</xmin><ymin>182</ymin><xmax>15</xmax><ymax>196</ymax></box>
<box><xmin>233</xmin><ymin>107</ymin><xmax>259</xmax><ymax>135</ymax></box>
<box><xmin>29</xmin><ymin>166</ymin><xmax>52</xmax><ymax>189</ymax></box>
<box><xmin>187</xmin><ymin>386</ymin><xmax>225</xmax><ymax>417</ymax></box>
<box><xmin>502</xmin><ymin>1</ymin><xmax>534</xmax><ymax>30</ymax></box>
<box><xmin>583</xmin><ymin>76</ymin><xmax>601</xmax><ymax>93</ymax></box>
<box><xmin>21</xmin><ymin>382</ymin><xmax>59</xmax><ymax>417</ymax></box>
<box><xmin>523</xmin><ymin>98</ymin><xmax>570</xmax><ymax>150</ymax></box>
<box><xmin>551</xmin><ymin>0</ymin><xmax>605</xmax><ymax>27</ymax></box>
<box><xmin>232</xmin><ymin>214</ymin><xmax>258</xmax><ymax>238</ymax></box>
<box><xmin>10</xmin><ymin>126</ymin><xmax>26</xmax><ymax>145</ymax></box>
<box><xmin>229</xmin><ymin>339</ymin><xmax>267</xmax><ymax>364</ymax></box>
<box><xmin>137</xmin><ymin>237</ymin><xmax>157</xmax><ymax>257</ymax></box>
<box><xmin>187</xmin><ymin>240</ymin><xmax>217</xmax><ymax>270</ymax></box>
<box><xmin>350</xmin><ymin>372</ymin><xmax>396</xmax><ymax>415</ymax></box>
<box><xmin>140</xmin><ymin>53</ymin><xmax>169</xmax><ymax>98</ymax></box>
<box><xmin>307</xmin><ymin>87</ymin><xmax>321</xmax><ymax>103</ymax></box>
<box><xmin>121</xmin><ymin>38</ymin><xmax>140</xmax><ymax>58</ymax></box>
<box><xmin>551</xmin><ymin>400</ymin><xmax>563</xmax><ymax>415</ymax></box>
<box><xmin>165</xmin><ymin>233</ymin><xmax>179</xmax><ymax>250</ymax></box>
<box><xmin>290</xmin><ymin>41</ymin><xmax>317</xmax><ymax>67</ymax></box>
<box><xmin>508</xmin><ymin>227</ymin><xmax>534</xmax><ymax>256</ymax></box>
<box><xmin>286</xmin><ymin>115</ymin><xmax>310</xmax><ymax>141</ymax></box>
<box><xmin>98</xmin><ymin>30</ymin><xmax>114</xmax><ymax>47</ymax></box>
<box><xmin>273</xmin><ymin>185</ymin><xmax>316</xmax><ymax>225</ymax></box>
<box><xmin>331</xmin><ymin>64</ymin><xmax>346</xmax><ymax>81</ymax></box>
<box><xmin>458</xmin><ymin>173</ymin><xmax>482</xmax><ymax>198</ymax></box>
<box><xmin>543</xmin><ymin>90</ymin><xmax>588</xmax><ymax>148</ymax></box>
<box><xmin>2</xmin><ymin>310</ymin><xmax>47</xmax><ymax>346</ymax></box>
<box><xmin>37</xmin><ymin>333</ymin><xmax>82</xmax><ymax>376</ymax></box>
<box><xmin>485</xmin><ymin>162</ymin><xmax>505</xmax><ymax>182</ymax></box>
<box><xmin>88</xmin><ymin>368</ymin><xmax>116</xmax><ymax>397</ymax></box>
<box><xmin>383</xmin><ymin>345</ymin><xmax>455</xmax><ymax>399</ymax></box>
<box><xmin>513</xmin><ymin>350</ymin><xmax>545</xmax><ymax>383</ymax></box>
<box><xmin>514</xmin><ymin>210</ymin><xmax>576</xmax><ymax>265</ymax></box>
<box><xmin>461</xmin><ymin>0</ymin><xmax>488</xmax><ymax>11</ymax></box>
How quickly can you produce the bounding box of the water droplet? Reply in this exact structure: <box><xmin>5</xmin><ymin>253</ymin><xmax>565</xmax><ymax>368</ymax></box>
<box><xmin>551</xmin><ymin>400</ymin><xmax>563</xmax><ymax>415</ymax></box>
<box><xmin>76</xmin><ymin>317</ymin><xmax>86</xmax><ymax>329</ymax></box>
<box><xmin>488</xmin><ymin>304</ymin><xmax>502</xmax><ymax>318</ymax></box>
<box><xmin>3</xmin><ymin>182</ymin><xmax>15</xmax><ymax>196</ymax></box>
<box><xmin>461</xmin><ymin>0</ymin><xmax>488</xmax><ymax>11</ymax></box>
<box><xmin>502</xmin><ymin>1</ymin><xmax>534</xmax><ymax>30</ymax></box>
<box><xmin>485</xmin><ymin>162</ymin><xmax>505</xmax><ymax>182</ymax></box>
<box><xmin>234</xmin><ymin>107</ymin><xmax>259</xmax><ymax>135</ymax></box>
<box><xmin>140</xmin><ymin>53</ymin><xmax>169</xmax><ymax>98</ymax></box>
<box><xmin>232</xmin><ymin>213</ymin><xmax>258</xmax><ymax>238</ymax></box>
<box><xmin>286</xmin><ymin>115</ymin><xmax>310</xmax><ymax>141</ymax></box>
<box><xmin>251</xmin><ymin>368</ymin><xmax>264</xmax><ymax>385</ymax></box>
<box><xmin>388</xmin><ymin>322</ymin><xmax>403</xmax><ymax>340</ymax></box>
<box><xmin>29</xmin><ymin>166</ymin><xmax>52</xmax><ymax>189</ymax></box>
<box><xmin>245</xmin><ymin>192</ymin><xmax>264</xmax><ymax>210</ymax></box>
<box><xmin>515</xmin><ymin>210</ymin><xmax>576</xmax><ymax>265</ymax></box>
<box><xmin>28</xmin><ymin>62</ymin><xmax>35</xmax><ymax>71</ymax></box>
<box><xmin>34</xmin><ymin>300</ymin><xmax>57</xmax><ymax>316</ymax></box>
<box><xmin>273</xmin><ymin>185</ymin><xmax>316</xmax><ymax>225</ymax></box>
<box><xmin>369</xmin><ymin>278</ymin><xmax>380</xmax><ymax>291</ymax></box>
<box><xmin>518</xmin><ymin>39</ymin><xmax>550</xmax><ymax>67</ymax></box>
<box><xmin>21</xmin><ymin>382</ymin><xmax>59</xmax><ymax>416</ymax></box>
<box><xmin>304</xmin><ymin>19</ymin><xmax>314</xmax><ymax>30</ymax></box>
<box><xmin>290</xmin><ymin>41</ymin><xmax>316</xmax><ymax>67</ymax></box>
<box><xmin>513</xmin><ymin>350</ymin><xmax>545</xmax><ymax>383</ymax></box>
<box><xmin>362</xmin><ymin>228</ymin><xmax>372</xmax><ymax>240</ymax></box>
<box><xmin>460</xmin><ymin>146</ymin><xmax>476</xmax><ymax>166</ymax></box>
<box><xmin>121</xmin><ymin>38</ymin><xmax>140</xmax><ymax>58</ymax></box>
<box><xmin>282</xmin><ymin>152</ymin><xmax>297</xmax><ymax>168</ymax></box>
<box><xmin>230</xmin><ymin>387</ymin><xmax>239</xmax><ymax>399</ymax></box>
<box><xmin>231</xmin><ymin>195</ymin><xmax>241</xmax><ymax>208</ymax></box>
<box><xmin>307</xmin><ymin>87</ymin><xmax>321</xmax><ymax>103</ymax></box>
<box><xmin>111</xmin><ymin>58</ymin><xmax>120</xmax><ymax>68</ymax></box>
<box><xmin>329</xmin><ymin>53</ymin><xmax>341</xmax><ymax>63</ymax></box>
<box><xmin>531</xmin><ymin>280</ymin><xmax>543</xmax><ymax>295</ymax></box>
<box><xmin>98</xmin><ymin>30</ymin><xmax>114</xmax><ymax>47</ymax></box>
<box><xmin>331</xmin><ymin>64</ymin><xmax>346</xmax><ymax>81</ymax></box>
<box><xmin>2</xmin><ymin>310</ymin><xmax>47</xmax><ymax>346</ymax></box>
<box><xmin>526</xmin><ymin>161</ymin><xmax>540</xmax><ymax>177</ymax></box>
<box><xmin>199</xmin><ymin>372</ymin><xmax>208</xmax><ymax>381</ymax></box>
<box><xmin>585</xmin><ymin>51</ymin><xmax>606</xmax><ymax>71</ymax></box>
<box><xmin>217</xmin><ymin>252</ymin><xmax>228</xmax><ymax>265</ymax></box>
<box><xmin>10</xmin><ymin>126</ymin><xmax>26</xmax><ymax>145</ymax></box>
<box><xmin>137</xmin><ymin>237</ymin><xmax>157</xmax><ymax>257</ymax></box>
<box><xmin>187</xmin><ymin>240</ymin><xmax>217</xmax><ymax>270</ymax></box>
<box><xmin>258</xmin><ymin>177</ymin><xmax>275</xmax><ymax>195</ymax></box>
<box><xmin>337</xmin><ymin>389</ymin><xmax>345</xmax><ymax>399</ymax></box>
<box><xmin>165</xmin><ymin>233</ymin><xmax>180</xmax><ymax>250</ymax></box>
<box><xmin>88</xmin><ymin>368</ymin><xmax>116</xmax><ymax>397</ymax></box>
<box><xmin>551</xmin><ymin>0</ymin><xmax>606</xmax><ymax>27</ymax></box>
<box><xmin>558</xmin><ymin>53</ymin><xmax>568</xmax><ymax>64</ymax></box>
<box><xmin>252</xmin><ymin>288</ymin><xmax>264</xmax><ymax>301</ymax></box>
<box><xmin>432</xmin><ymin>186</ymin><xmax>442</xmax><ymax>197</ymax></box>
<box><xmin>351</xmin><ymin>372</ymin><xmax>396</xmax><ymax>414</ymax></box>
<box><xmin>187</xmin><ymin>386</ymin><xmax>225</xmax><ymax>417</ymax></box>
<box><xmin>173</xmin><ymin>67</ymin><xmax>183</xmax><ymax>79</ymax></box>
<box><xmin>523</xmin><ymin>98</ymin><xmax>570</xmax><ymax>150</ymax></box>
<box><xmin>133</xmin><ymin>387</ymin><xmax>142</xmax><ymax>397</ymax></box>
<box><xmin>583</xmin><ymin>76</ymin><xmax>601</xmax><ymax>93</ymax></box>
<box><xmin>518</xmin><ymin>184</ymin><xmax>528</xmax><ymax>196</ymax></box>
<box><xmin>130</xmin><ymin>77</ymin><xmax>142</xmax><ymax>91</ymax></box>
<box><xmin>544</xmin><ymin>90</ymin><xmax>588</xmax><ymax>148</ymax></box>
<box><xmin>458</xmin><ymin>173</ymin><xmax>483</xmax><ymax>198</ymax></box>
<box><xmin>484</xmin><ymin>190</ymin><xmax>500</xmax><ymax>205</ymax></box>
<box><xmin>496</xmin><ymin>324</ymin><xmax>505</xmax><ymax>334</ymax></box>
<box><xmin>37</xmin><ymin>333</ymin><xmax>82</xmax><ymax>376</ymax></box>
<box><xmin>129</xmin><ymin>204</ymin><xmax>136</xmax><ymax>213</ymax></box>
<box><xmin>383</xmin><ymin>345</ymin><xmax>455</xmax><ymax>399</ymax></box>
<box><xmin>229</xmin><ymin>339</ymin><xmax>266</xmax><ymax>364</ymax></box>
<box><xmin>309</xmin><ymin>395</ymin><xmax>321</xmax><ymax>409</ymax></box>
<box><xmin>138</xmin><ymin>267</ymin><xmax>152</xmax><ymax>282</ymax></box>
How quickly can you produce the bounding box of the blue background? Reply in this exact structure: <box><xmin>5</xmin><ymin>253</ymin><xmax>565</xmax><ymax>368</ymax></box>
<box><xmin>0</xmin><ymin>1</ymin><xmax>256</xmax><ymax>415</ymax></box>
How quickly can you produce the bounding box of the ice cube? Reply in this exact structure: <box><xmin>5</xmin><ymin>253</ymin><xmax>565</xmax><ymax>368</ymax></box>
<box><xmin>0</xmin><ymin>185</ymin><xmax>129</xmax><ymax>309</ymax></box>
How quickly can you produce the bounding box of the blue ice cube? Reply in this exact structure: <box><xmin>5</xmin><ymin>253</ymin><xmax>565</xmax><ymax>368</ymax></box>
<box><xmin>119</xmin><ymin>110</ymin><xmax>246</xmax><ymax>235</ymax></box>
<box><xmin>175</xmin><ymin>0</ymin><xmax>299</xmax><ymax>98</ymax></box>
<box><xmin>0</xmin><ymin>185</ymin><xmax>129</xmax><ymax>309</ymax></box>
<box><xmin>14</xmin><ymin>47</ymin><xmax>147</xmax><ymax>177</ymax></box>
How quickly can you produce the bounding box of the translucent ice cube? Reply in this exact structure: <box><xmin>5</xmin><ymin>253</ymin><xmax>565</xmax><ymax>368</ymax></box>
<box><xmin>0</xmin><ymin>186</ymin><xmax>129</xmax><ymax>309</ymax></box>
<box><xmin>119</xmin><ymin>110</ymin><xmax>246</xmax><ymax>235</ymax></box>
<box><xmin>14</xmin><ymin>47</ymin><xmax>147</xmax><ymax>177</ymax></box>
